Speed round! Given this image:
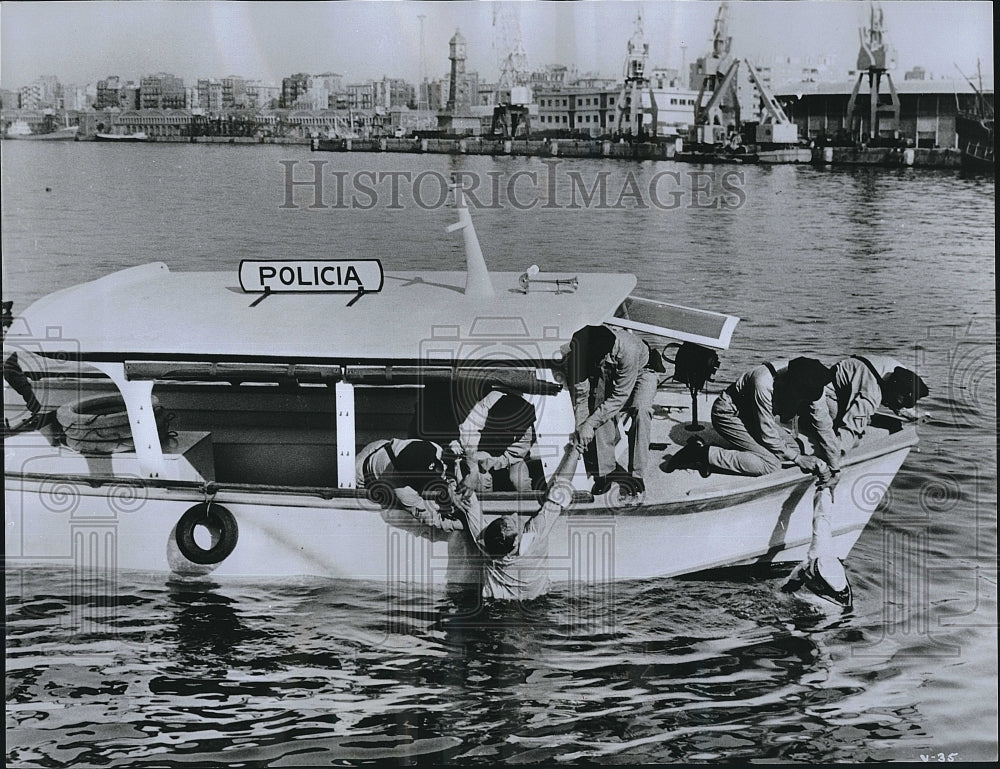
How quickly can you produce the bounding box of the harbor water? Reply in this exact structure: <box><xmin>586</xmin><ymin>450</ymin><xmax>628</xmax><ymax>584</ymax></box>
<box><xmin>3</xmin><ymin>142</ymin><xmax>996</xmax><ymax>764</ymax></box>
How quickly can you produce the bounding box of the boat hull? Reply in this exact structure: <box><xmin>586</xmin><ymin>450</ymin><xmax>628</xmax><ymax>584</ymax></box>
<box><xmin>94</xmin><ymin>133</ymin><xmax>148</xmax><ymax>142</ymax></box>
<box><xmin>4</xmin><ymin>437</ymin><xmax>912</xmax><ymax>584</ymax></box>
<box><xmin>757</xmin><ymin>148</ymin><xmax>813</xmax><ymax>164</ymax></box>
<box><xmin>956</xmin><ymin>113</ymin><xmax>995</xmax><ymax>169</ymax></box>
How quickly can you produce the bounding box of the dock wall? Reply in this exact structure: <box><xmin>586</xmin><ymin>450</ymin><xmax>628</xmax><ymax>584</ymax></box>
<box><xmin>141</xmin><ymin>135</ymin><xmax>311</xmax><ymax>145</ymax></box>
<box><xmin>310</xmin><ymin>137</ymin><xmax>964</xmax><ymax>168</ymax></box>
<box><xmin>810</xmin><ymin>146</ymin><xmax>962</xmax><ymax>168</ymax></box>
<box><xmin>78</xmin><ymin>134</ymin><xmax>965</xmax><ymax>167</ymax></box>
<box><xmin>312</xmin><ymin>137</ymin><xmax>680</xmax><ymax>160</ymax></box>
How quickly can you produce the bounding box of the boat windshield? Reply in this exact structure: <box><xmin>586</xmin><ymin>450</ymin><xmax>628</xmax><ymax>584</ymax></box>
<box><xmin>609</xmin><ymin>295</ymin><xmax>740</xmax><ymax>350</ymax></box>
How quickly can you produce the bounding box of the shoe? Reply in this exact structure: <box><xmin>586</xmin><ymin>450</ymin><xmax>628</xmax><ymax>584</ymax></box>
<box><xmin>591</xmin><ymin>465</ymin><xmax>629</xmax><ymax>496</ymax></box>
<box><xmin>617</xmin><ymin>476</ymin><xmax>645</xmax><ymax>496</ymax></box>
<box><xmin>666</xmin><ymin>437</ymin><xmax>711</xmax><ymax>477</ymax></box>
<box><xmin>591</xmin><ymin>476</ymin><xmax>613</xmax><ymax>496</ymax></box>
<box><xmin>798</xmin><ymin>557</ymin><xmax>853</xmax><ymax>608</ymax></box>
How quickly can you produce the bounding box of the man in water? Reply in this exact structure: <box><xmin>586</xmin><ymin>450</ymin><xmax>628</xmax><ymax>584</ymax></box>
<box><xmin>667</xmin><ymin>357</ymin><xmax>833</xmax><ymax>477</ymax></box>
<box><xmin>800</xmin><ymin>354</ymin><xmax>929</xmax><ymax>484</ymax></box>
<box><xmin>451</xmin><ymin>442</ymin><xmax>581</xmax><ymax>601</ymax></box>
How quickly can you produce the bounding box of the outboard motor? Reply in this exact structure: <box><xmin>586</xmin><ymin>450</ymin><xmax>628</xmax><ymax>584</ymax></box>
<box><xmin>666</xmin><ymin>342</ymin><xmax>721</xmax><ymax>431</ymax></box>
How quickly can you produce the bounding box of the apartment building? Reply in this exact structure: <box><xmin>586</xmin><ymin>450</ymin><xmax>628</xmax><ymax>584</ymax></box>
<box><xmin>140</xmin><ymin>73</ymin><xmax>185</xmax><ymax>109</ymax></box>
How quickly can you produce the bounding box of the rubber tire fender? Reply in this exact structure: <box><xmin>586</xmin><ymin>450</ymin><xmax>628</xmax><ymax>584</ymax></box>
<box><xmin>174</xmin><ymin>503</ymin><xmax>238</xmax><ymax>566</ymax></box>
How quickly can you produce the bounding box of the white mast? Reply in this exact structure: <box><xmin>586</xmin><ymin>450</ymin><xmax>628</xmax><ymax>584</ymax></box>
<box><xmin>446</xmin><ymin>184</ymin><xmax>494</xmax><ymax>299</ymax></box>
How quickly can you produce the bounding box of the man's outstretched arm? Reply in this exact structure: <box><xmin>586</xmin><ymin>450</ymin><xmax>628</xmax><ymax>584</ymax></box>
<box><xmin>527</xmin><ymin>443</ymin><xmax>583</xmax><ymax>540</ymax></box>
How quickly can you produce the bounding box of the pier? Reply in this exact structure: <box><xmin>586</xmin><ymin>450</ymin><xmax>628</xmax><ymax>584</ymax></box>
<box><xmin>306</xmin><ymin>136</ymin><xmax>965</xmax><ymax>168</ymax></box>
<box><xmin>311</xmin><ymin>136</ymin><xmax>681</xmax><ymax>160</ymax></box>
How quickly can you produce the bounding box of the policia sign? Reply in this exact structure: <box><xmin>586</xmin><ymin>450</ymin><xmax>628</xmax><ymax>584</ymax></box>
<box><xmin>239</xmin><ymin>259</ymin><xmax>384</xmax><ymax>294</ymax></box>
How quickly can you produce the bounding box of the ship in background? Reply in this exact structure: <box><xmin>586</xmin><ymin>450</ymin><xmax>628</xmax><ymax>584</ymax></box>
<box><xmin>955</xmin><ymin>64</ymin><xmax>994</xmax><ymax>170</ymax></box>
<box><xmin>3</xmin><ymin>112</ymin><xmax>79</xmax><ymax>141</ymax></box>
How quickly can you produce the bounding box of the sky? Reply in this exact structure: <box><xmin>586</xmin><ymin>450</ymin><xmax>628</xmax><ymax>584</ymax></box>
<box><xmin>0</xmin><ymin>1</ymin><xmax>993</xmax><ymax>90</ymax></box>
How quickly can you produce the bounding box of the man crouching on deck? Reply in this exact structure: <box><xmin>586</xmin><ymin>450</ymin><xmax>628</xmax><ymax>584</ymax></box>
<box><xmin>356</xmin><ymin>438</ymin><xmax>464</xmax><ymax>532</ymax></box>
<box><xmin>450</xmin><ymin>442</ymin><xmax>582</xmax><ymax>601</ymax></box>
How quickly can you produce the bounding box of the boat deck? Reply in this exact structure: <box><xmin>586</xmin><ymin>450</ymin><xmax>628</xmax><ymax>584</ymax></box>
<box><xmin>4</xmin><ymin>380</ymin><xmax>915</xmax><ymax>512</ymax></box>
<box><xmin>573</xmin><ymin>387</ymin><xmax>915</xmax><ymax>514</ymax></box>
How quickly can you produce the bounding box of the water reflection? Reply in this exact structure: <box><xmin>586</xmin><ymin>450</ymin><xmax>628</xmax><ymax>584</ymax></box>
<box><xmin>163</xmin><ymin>580</ymin><xmax>251</xmax><ymax>672</ymax></box>
<box><xmin>2</xmin><ymin>568</ymin><xmax>959</xmax><ymax>764</ymax></box>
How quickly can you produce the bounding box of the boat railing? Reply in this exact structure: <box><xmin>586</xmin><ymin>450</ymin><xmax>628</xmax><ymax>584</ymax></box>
<box><xmin>6</xmin><ymin>470</ymin><xmax>595</xmax><ymax>507</ymax></box>
<box><xmin>343</xmin><ymin>365</ymin><xmax>563</xmax><ymax>393</ymax></box>
<box><xmin>966</xmin><ymin>141</ymin><xmax>994</xmax><ymax>162</ymax></box>
<box><xmin>117</xmin><ymin>360</ymin><xmax>564</xmax><ymax>393</ymax></box>
<box><xmin>124</xmin><ymin>361</ymin><xmax>343</xmax><ymax>384</ymax></box>
<box><xmin>8</xmin><ymin>359</ymin><xmax>562</xmax><ymax>387</ymax></box>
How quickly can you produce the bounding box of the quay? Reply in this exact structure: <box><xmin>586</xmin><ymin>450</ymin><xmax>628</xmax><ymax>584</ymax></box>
<box><xmin>0</xmin><ymin>129</ymin><xmax>966</xmax><ymax>168</ymax></box>
<box><xmin>811</xmin><ymin>145</ymin><xmax>963</xmax><ymax>168</ymax></box>
<box><xmin>311</xmin><ymin>136</ymin><xmax>681</xmax><ymax>161</ymax></box>
<box><xmin>142</xmin><ymin>135</ymin><xmax>310</xmax><ymax>145</ymax></box>
<box><xmin>309</xmin><ymin>136</ymin><xmax>965</xmax><ymax>168</ymax></box>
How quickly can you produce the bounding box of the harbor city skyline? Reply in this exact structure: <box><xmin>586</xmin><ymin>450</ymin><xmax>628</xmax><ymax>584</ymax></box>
<box><xmin>1</xmin><ymin>1</ymin><xmax>994</xmax><ymax>95</ymax></box>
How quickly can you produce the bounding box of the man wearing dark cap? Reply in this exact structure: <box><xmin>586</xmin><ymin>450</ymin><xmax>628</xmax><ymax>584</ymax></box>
<box><xmin>459</xmin><ymin>388</ymin><xmax>539</xmax><ymax>493</ymax></box>
<box><xmin>356</xmin><ymin>438</ymin><xmax>463</xmax><ymax>531</ymax></box>
<box><xmin>667</xmin><ymin>357</ymin><xmax>833</xmax><ymax>477</ymax></box>
<box><xmin>566</xmin><ymin>324</ymin><xmax>661</xmax><ymax>496</ymax></box>
<box><xmin>802</xmin><ymin>354</ymin><xmax>929</xmax><ymax>479</ymax></box>
<box><xmin>453</xmin><ymin>442</ymin><xmax>580</xmax><ymax>600</ymax></box>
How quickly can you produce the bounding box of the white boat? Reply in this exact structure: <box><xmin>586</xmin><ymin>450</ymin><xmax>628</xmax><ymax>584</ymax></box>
<box><xmin>3</xmin><ymin>190</ymin><xmax>917</xmax><ymax>585</ymax></box>
<box><xmin>94</xmin><ymin>131</ymin><xmax>148</xmax><ymax>142</ymax></box>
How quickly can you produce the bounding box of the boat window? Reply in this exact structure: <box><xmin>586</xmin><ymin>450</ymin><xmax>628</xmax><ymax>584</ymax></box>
<box><xmin>609</xmin><ymin>295</ymin><xmax>740</xmax><ymax>350</ymax></box>
<box><xmin>152</xmin><ymin>381</ymin><xmax>338</xmax><ymax>487</ymax></box>
<box><xmin>41</xmin><ymin>359</ymin><xmax>578</xmax><ymax>496</ymax></box>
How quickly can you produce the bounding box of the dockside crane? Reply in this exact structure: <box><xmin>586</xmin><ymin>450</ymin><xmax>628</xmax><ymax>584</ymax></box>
<box><xmin>491</xmin><ymin>3</ymin><xmax>532</xmax><ymax>139</ymax></box>
<box><xmin>845</xmin><ymin>0</ymin><xmax>900</xmax><ymax>144</ymax></box>
<box><xmin>691</xmin><ymin>1</ymin><xmax>737</xmax><ymax>145</ymax></box>
<box><xmin>614</xmin><ymin>10</ymin><xmax>657</xmax><ymax>140</ymax></box>
<box><xmin>743</xmin><ymin>60</ymin><xmax>799</xmax><ymax>145</ymax></box>
<box><xmin>689</xmin><ymin>2</ymin><xmax>799</xmax><ymax>148</ymax></box>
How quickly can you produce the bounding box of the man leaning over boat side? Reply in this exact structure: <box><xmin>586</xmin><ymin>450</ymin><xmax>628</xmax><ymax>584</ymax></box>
<box><xmin>799</xmin><ymin>355</ymin><xmax>929</xmax><ymax>484</ymax></box>
<box><xmin>450</xmin><ymin>442</ymin><xmax>581</xmax><ymax>601</ymax></box>
<box><xmin>355</xmin><ymin>438</ymin><xmax>464</xmax><ymax>531</ymax></box>
<box><xmin>565</xmin><ymin>324</ymin><xmax>662</xmax><ymax>496</ymax></box>
<box><xmin>2</xmin><ymin>301</ymin><xmax>44</xmax><ymax>434</ymax></box>
<box><xmin>667</xmin><ymin>357</ymin><xmax>833</xmax><ymax>478</ymax></box>
<box><xmin>458</xmin><ymin>388</ymin><xmax>541</xmax><ymax>494</ymax></box>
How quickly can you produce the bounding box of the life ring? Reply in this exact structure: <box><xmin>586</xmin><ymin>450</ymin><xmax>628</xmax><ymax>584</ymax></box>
<box><xmin>57</xmin><ymin>394</ymin><xmax>168</xmax><ymax>453</ymax></box>
<box><xmin>174</xmin><ymin>503</ymin><xmax>238</xmax><ymax>565</ymax></box>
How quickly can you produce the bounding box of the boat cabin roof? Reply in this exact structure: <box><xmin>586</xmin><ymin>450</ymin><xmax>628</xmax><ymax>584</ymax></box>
<box><xmin>18</xmin><ymin>263</ymin><xmax>637</xmax><ymax>365</ymax></box>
